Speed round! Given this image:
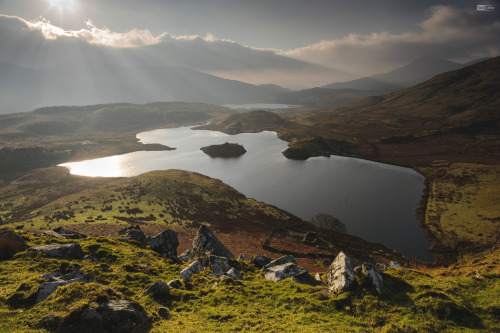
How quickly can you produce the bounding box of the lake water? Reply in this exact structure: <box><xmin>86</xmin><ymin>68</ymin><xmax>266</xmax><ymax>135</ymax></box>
<box><xmin>60</xmin><ymin>126</ymin><xmax>433</xmax><ymax>261</ymax></box>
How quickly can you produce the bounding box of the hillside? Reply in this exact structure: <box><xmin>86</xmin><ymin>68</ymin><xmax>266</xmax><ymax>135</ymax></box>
<box><xmin>0</xmin><ymin>102</ymin><xmax>232</xmax><ymax>181</ymax></box>
<box><xmin>203</xmin><ymin>57</ymin><xmax>500</xmax><ymax>264</ymax></box>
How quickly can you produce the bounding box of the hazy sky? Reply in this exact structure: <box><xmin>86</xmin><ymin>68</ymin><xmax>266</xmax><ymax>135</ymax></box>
<box><xmin>0</xmin><ymin>0</ymin><xmax>499</xmax><ymax>82</ymax></box>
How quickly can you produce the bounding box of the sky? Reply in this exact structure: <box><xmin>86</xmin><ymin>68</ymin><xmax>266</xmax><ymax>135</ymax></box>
<box><xmin>0</xmin><ymin>0</ymin><xmax>499</xmax><ymax>86</ymax></box>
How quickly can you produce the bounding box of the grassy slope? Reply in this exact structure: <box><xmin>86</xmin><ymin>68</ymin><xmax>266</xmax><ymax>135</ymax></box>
<box><xmin>0</xmin><ymin>230</ymin><xmax>498</xmax><ymax>332</ymax></box>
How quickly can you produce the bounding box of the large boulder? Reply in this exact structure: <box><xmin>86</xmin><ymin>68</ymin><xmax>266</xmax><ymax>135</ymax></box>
<box><xmin>180</xmin><ymin>260</ymin><xmax>203</xmax><ymax>282</ymax></box>
<box><xmin>80</xmin><ymin>299</ymin><xmax>150</xmax><ymax>333</ymax></box>
<box><xmin>202</xmin><ymin>255</ymin><xmax>232</xmax><ymax>277</ymax></box>
<box><xmin>190</xmin><ymin>226</ymin><xmax>234</xmax><ymax>260</ymax></box>
<box><xmin>264</xmin><ymin>263</ymin><xmax>308</xmax><ymax>282</ymax></box>
<box><xmin>30</xmin><ymin>243</ymin><xmax>84</xmax><ymax>259</ymax></box>
<box><xmin>116</xmin><ymin>225</ymin><xmax>146</xmax><ymax>243</ymax></box>
<box><xmin>223</xmin><ymin>267</ymin><xmax>243</xmax><ymax>280</ymax></box>
<box><xmin>149</xmin><ymin>229</ymin><xmax>179</xmax><ymax>258</ymax></box>
<box><xmin>326</xmin><ymin>251</ymin><xmax>358</xmax><ymax>293</ymax></box>
<box><xmin>141</xmin><ymin>281</ymin><xmax>170</xmax><ymax>298</ymax></box>
<box><xmin>0</xmin><ymin>229</ymin><xmax>27</xmax><ymax>259</ymax></box>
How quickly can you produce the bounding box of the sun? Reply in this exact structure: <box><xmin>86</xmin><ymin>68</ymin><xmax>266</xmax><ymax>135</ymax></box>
<box><xmin>47</xmin><ymin>0</ymin><xmax>76</xmax><ymax>12</ymax></box>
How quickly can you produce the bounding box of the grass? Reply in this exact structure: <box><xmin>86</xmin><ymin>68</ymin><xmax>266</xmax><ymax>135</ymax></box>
<box><xmin>0</xmin><ymin>229</ymin><xmax>498</xmax><ymax>332</ymax></box>
<box><xmin>419</xmin><ymin>163</ymin><xmax>500</xmax><ymax>252</ymax></box>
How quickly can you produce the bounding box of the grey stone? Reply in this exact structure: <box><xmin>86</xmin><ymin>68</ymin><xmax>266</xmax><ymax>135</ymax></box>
<box><xmin>376</xmin><ymin>263</ymin><xmax>388</xmax><ymax>271</ymax></box>
<box><xmin>51</xmin><ymin>227</ymin><xmax>87</xmax><ymax>239</ymax></box>
<box><xmin>250</xmin><ymin>254</ymin><xmax>272</xmax><ymax>268</ymax></box>
<box><xmin>83</xmin><ymin>255</ymin><xmax>98</xmax><ymax>263</ymax></box>
<box><xmin>116</xmin><ymin>225</ymin><xmax>146</xmax><ymax>243</ymax></box>
<box><xmin>36</xmin><ymin>269</ymin><xmax>92</xmax><ymax>302</ymax></box>
<box><xmin>315</xmin><ymin>272</ymin><xmax>323</xmax><ymax>282</ymax></box>
<box><xmin>180</xmin><ymin>260</ymin><xmax>203</xmax><ymax>282</ymax></box>
<box><xmin>167</xmin><ymin>279</ymin><xmax>182</xmax><ymax>289</ymax></box>
<box><xmin>237</xmin><ymin>254</ymin><xmax>247</xmax><ymax>261</ymax></box>
<box><xmin>361</xmin><ymin>263</ymin><xmax>384</xmax><ymax>295</ymax></box>
<box><xmin>264</xmin><ymin>263</ymin><xmax>308</xmax><ymax>282</ymax></box>
<box><xmin>149</xmin><ymin>229</ymin><xmax>179</xmax><ymax>258</ymax></box>
<box><xmin>389</xmin><ymin>261</ymin><xmax>402</xmax><ymax>268</ymax></box>
<box><xmin>204</xmin><ymin>255</ymin><xmax>232</xmax><ymax>277</ymax></box>
<box><xmin>326</xmin><ymin>251</ymin><xmax>358</xmax><ymax>294</ymax></box>
<box><xmin>262</xmin><ymin>255</ymin><xmax>297</xmax><ymax>271</ymax></box>
<box><xmin>30</xmin><ymin>243</ymin><xmax>84</xmax><ymax>259</ymax></box>
<box><xmin>224</xmin><ymin>267</ymin><xmax>243</xmax><ymax>280</ymax></box>
<box><xmin>80</xmin><ymin>299</ymin><xmax>150</xmax><ymax>332</ymax></box>
<box><xmin>142</xmin><ymin>281</ymin><xmax>170</xmax><ymax>297</ymax></box>
<box><xmin>291</xmin><ymin>272</ymin><xmax>326</xmax><ymax>286</ymax></box>
<box><xmin>190</xmin><ymin>225</ymin><xmax>234</xmax><ymax>260</ymax></box>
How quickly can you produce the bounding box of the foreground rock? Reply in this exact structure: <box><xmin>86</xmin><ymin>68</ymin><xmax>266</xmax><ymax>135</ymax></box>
<box><xmin>45</xmin><ymin>227</ymin><xmax>87</xmax><ymax>239</ymax></box>
<box><xmin>30</xmin><ymin>243</ymin><xmax>84</xmax><ymax>259</ymax></box>
<box><xmin>80</xmin><ymin>299</ymin><xmax>150</xmax><ymax>333</ymax></box>
<box><xmin>0</xmin><ymin>229</ymin><xmax>27</xmax><ymax>259</ymax></box>
<box><xmin>180</xmin><ymin>260</ymin><xmax>204</xmax><ymax>282</ymax></box>
<box><xmin>264</xmin><ymin>263</ymin><xmax>308</xmax><ymax>282</ymax></box>
<box><xmin>149</xmin><ymin>229</ymin><xmax>179</xmax><ymax>258</ymax></box>
<box><xmin>37</xmin><ymin>269</ymin><xmax>93</xmax><ymax>302</ymax></box>
<box><xmin>200</xmin><ymin>142</ymin><xmax>247</xmax><ymax>158</ymax></box>
<box><xmin>116</xmin><ymin>225</ymin><xmax>146</xmax><ymax>243</ymax></box>
<box><xmin>250</xmin><ymin>254</ymin><xmax>272</xmax><ymax>268</ymax></box>
<box><xmin>141</xmin><ymin>281</ymin><xmax>170</xmax><ymax>298</ymax></box>
<box><xmin>327</xmin><ymin>251</ymin><xmax>384</xmax><ymax>295</ymax></box>
<box><xmin>326</xmin><ymin>251</ymin><xmax>358</xmax><ymax>294</ymax></box>
<box><xmin>190</xmin><ymin>226</ymin><xmax>234</xmax><ymax>260</ymax></box>
<box><xmin>203</xmin><ymin>255</ymin><xmax>232</xmax><ymax>277</ymax></box>
<box><xmin>261</xmin><ymin>255</ymin><xmax>297</xmax><ymax>271</ymax></box>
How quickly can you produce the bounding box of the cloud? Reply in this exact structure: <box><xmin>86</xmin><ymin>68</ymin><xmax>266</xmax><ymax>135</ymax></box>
<box><xmin>281</xmin><ymin>6</ymin><xmax>500</xmax><ymax>75</ymax></box>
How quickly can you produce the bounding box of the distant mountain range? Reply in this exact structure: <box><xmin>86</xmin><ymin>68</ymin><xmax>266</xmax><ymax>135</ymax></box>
<box><xmin>322</xmin><ymin>57</ymin><xmax>487</xmax><ymax>91</ymax></box>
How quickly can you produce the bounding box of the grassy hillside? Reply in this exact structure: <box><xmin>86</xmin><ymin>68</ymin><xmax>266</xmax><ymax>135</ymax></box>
<box><xmin>0</xmin><ymin>228</ymin><xmax>498</xmax><ymax>332</ymax></box>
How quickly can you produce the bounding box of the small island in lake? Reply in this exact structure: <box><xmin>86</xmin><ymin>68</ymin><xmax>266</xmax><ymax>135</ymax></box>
<box><xmin>200</xmin><ymin>142</ymin><xmax>247</xmax><ymax>158</ymax></box>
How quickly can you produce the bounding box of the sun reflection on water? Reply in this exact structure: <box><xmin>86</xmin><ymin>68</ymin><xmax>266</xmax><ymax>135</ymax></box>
<box><xmin>59</xmin><ymin>155</ymin><xmax>125</xmax><ymax>177</ymax></box>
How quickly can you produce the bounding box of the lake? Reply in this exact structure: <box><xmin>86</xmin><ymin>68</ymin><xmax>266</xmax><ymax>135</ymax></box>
<box><xmin>60</xmin><ymin>126</ymin><xmax>433</xmax><ymax>261</ymax></box>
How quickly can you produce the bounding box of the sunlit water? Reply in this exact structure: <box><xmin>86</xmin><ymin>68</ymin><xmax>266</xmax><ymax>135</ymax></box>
<box><xmin>60</xmin><ymin>126</ymin><xmax>433</xmax><ymax>261</ymax></box>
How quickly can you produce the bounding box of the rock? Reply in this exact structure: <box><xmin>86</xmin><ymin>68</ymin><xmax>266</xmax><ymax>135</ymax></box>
<box><xmin>291</xmin><ymin>272</ymin><xmax>326</xmax><ymax>286</ymax></box>
<box><xmin>167</xmin><ymin>279</ymin><xmax>182</xmax><ymax>289</ymax></box>
<box><xmin>361</xmin><ymin>264</ymin><xmax>384</xmax><ymax>295</ymax></box>
<box><xmin>190</xmin><ymin>225</ymin><xmax>234</xmax><ymax>260</ymax></box>
<box><xmin>264</xmin><ymin>263</ymin><xmax>308</xmax><ymax>282</ymax></box>
<box><xmin>262</xmin><ymin>255</ymin><xmax>297</xmax><ymax>271</ymax></box>
<box><xmin>178</xmin><ymin>249</ymin><xmax>191</xmax><ymax>262</ymax></box>
<box><xmin>200</xmin><ymin>142</ymin><xmax>247</xmax><ymax>158</ymax></box>
<box><xmin>51</xmin><ymin>227</ymin><xmax>87</xmax><ymax>239</ymax></box>
<box><xmin>83</xmin><ymin>255</ymin><xmax>98</xmax><ymax>263</ymax></box>
<box><xmin>30</xmin><ymin>243</ymin><xmax>84</xmax><ymax>259</ymax></box>
<box><xmin>149</xmin><ymin>229</ymin><xmax>179</xmax><ymax>258</ymax></box>
<box><xmin>201</xmin><ymin>255</ymin><xmax>232</xmax><ymax>277</ymax></box>
<box><xmin>250</xmin><ymin>254</ymin><xmax>272</xmax><ymax>268</ymax></box>
<box><xmin>180</xmin><ymin>260</ymin><xmax>203</xmax><ymax>282</ymax></box>
<box><xmin>141</xmin><ymin>281</ymin><xmax>170</xmax><ymax>298</ymax></box>
<box><xmin>116</xmin><ymin>225</ymin><xmax>146</xmax><ymax>243</ymax></box>
<box><xmin>389</xmin><ymin>261</ymin><xmax>402</xmax><ymax>268</ymax></box>
<box><xmin>158</xmin><ymin>307</ymin><xmax>169</xmax><ymax>319</ymax></box>
<box><xmin>43</xmin><ymin>230</ymin><xmax>65</xmax><ymax>239</ymax></box>
<box><xmin>0</xmin><ymin>229</ymin><xmax>27</xmax><ymax>259</ymax></box>
<box><xmin>37</xmin><ymin>269</ymin><xmax>93</xmax><ymax>302</ymax></box>
<box><xmin>80</xmin><ymin>299</ymin><xmax>150</xmax><ymax>333</ymax></box>
<box><xmin>223</xmin><ymin>267</ymin><xmax>243</xmax><ymax>280</ymax></box>
<box><xmin>376</xmin><ymin>263</ymin><xmax>388</xmax><ymax>271</ymax></box>
<box><xmin>237</xmin><ymin>254</ymin><xmax>247</xmax><ymax>261</ymax></box>
<box><xmin>326</xmin><ymin>251</ymin><xmax>358</xmax><ymax>294</ymax></box>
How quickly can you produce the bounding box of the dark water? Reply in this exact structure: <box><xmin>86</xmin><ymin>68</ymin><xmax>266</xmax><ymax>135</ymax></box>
<box><xmin>60</xmin><ymin>126</ymin><xmax>433</xmax><ymax>261</ymax></box>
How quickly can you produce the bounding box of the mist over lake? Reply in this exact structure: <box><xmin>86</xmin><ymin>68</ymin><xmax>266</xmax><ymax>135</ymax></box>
<box><xmin>60</xmin><ymin>126</ymin><xmax>433</xmax><ymax>261</ymax></box>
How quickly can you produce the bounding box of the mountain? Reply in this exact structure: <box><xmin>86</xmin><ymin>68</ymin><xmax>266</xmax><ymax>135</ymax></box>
<box><xmin>323</xmin><ymin>57</ymin><xmax>463</xmax><ymax>91</ymax></box>
<box><xmin>274</xmin><ymin>87</ymin><xmax>382</xmax><ymax>108</ymax></box>
<box><xmin>0</xmin><ymin>60</ymin><xmax>284</xmax><ymax>114</ymax></box>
